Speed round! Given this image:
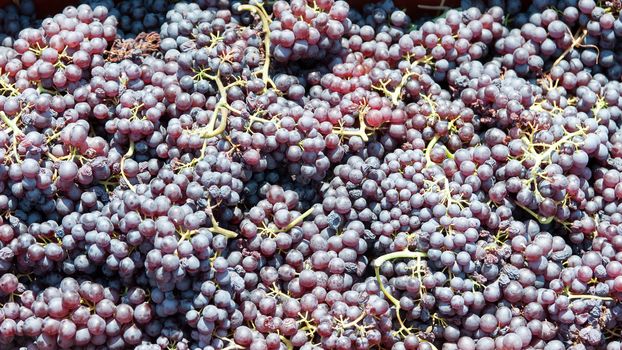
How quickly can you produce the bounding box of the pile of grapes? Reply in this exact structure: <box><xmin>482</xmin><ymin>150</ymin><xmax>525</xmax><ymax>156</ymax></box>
<box><xmin>1</xmin><ymin>0</ymin><xmax>622</xmax><ymax>348</ymax></box>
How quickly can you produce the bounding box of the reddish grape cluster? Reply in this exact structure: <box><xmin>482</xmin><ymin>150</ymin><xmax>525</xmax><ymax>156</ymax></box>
<box><xmin>0</xmin><ymin>0</ymin><xmax>620</xmax><ymax>349</ymax></box>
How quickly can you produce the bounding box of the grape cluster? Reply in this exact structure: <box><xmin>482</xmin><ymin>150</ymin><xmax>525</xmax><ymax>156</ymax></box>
<box><xmin>0</xmin><ymin>0</ymin><xmax>37</xmax><ymax>47</ymax></box>
<box><xmin>270</xmin><ymin>0</ymin><xmax>351</xmax><ymax>62</ymax></box>
<box><xmin>1</xmin><ymin>0</ymin><xmax>622</xmax><ymax>349</ymax></box>
<box><xmin>83</xmin><ymin>0</ymin><xmax>170</xmax><ymax>37</ymax></box>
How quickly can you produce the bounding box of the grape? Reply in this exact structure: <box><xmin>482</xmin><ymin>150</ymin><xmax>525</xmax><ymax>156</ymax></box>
<box><xmin>0</xmin><ymin>0</ymin><xmax>619</xmax><ymax>349</ymax></box>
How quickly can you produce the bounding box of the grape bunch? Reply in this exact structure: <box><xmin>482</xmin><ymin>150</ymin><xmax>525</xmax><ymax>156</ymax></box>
<box><xmin>270</xmin><ymin>0</ymin><xmax>351</xmax><ymax>62</ymax></box>
<box><xmin>0</xmin><ymin>0</ymin><xmax>621</xmax><ymax>349</ymax></box>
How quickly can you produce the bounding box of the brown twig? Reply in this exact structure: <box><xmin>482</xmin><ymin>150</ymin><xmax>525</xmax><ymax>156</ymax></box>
<box><xmin>105</xmin><ymin>32</ymin><xmax>161</xmax><ymax>63</ymax></box>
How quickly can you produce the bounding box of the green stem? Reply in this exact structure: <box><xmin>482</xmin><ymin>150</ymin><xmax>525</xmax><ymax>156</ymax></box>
<box><xmin>333</xmin><ymin>107</ymin><xmax>370</xmax><ymax>142</ymax></box>
<box><xmin>0</xmin><ymin>76</ymin><xmax>20</xmax><ymax>97</ymax></box>
<box><xmin>190</xmin><ymin>73</ymin><xmax>244</xmax><ymax>139</ymax></box>
<box><xmin>514</xmin><ymin>202</ymin><xmax>553</xmax><ymax>225</ymax></box>
<box><xmin>279</xmin><ymin>206</ymin><xmax>315</xmax><ymax>233</ymax></box>
<box><xmin>390</xmin><ymin>71</ymin><xmax>419</xmax><ymax>106</ymax></box>
<box><xmin>374</xmin><ymin>250</ymin><xmax>427</xmax><ymax>268</ymax></box>
<box><xmin>0</xmin><ymin>111</ymin><xmax>23</xmax><ymax>136</ymax></box>
<box><xmin>425</xmin><ymin>135</ymin><xmax>440</xmax><ymax>166</ymax></box>
<box><xmin>340</xmin><ymin>310</ymin><xmax>367</xmax><ymax>329</ymax></box>
<box><xmin>567</xmin><ymin>294</ymin><xmax>613</xmax><ymax>301</ymax></box>
<box><xmin>205</xmin><ymin>199</ymin><xmax>238</xmax><ymax>239</ymax></box>
<box><xmin>515</xmin><ymin>128</ymin><xmax>586</xmax><ymax>224</ymax></box>
<box><xmin>445</xmin><ymin>147</ymin><xmax>454</xmax><ymax>159</ymax></box>
<box><xmin>374</xmin><ymin>250</ymin><xmax>427</xmax><ymax>306</ymax></box>
<box><xmin>120</xmin><ymin>141</ymin><xmax>136</xmax><ymax>192</ymax></box>
<box><xmin>525</xmin><ymin>128</ymin><xmax>585</xmax><ymax>178</ymax></box>
<box><xmin>238</xmin><ymin>4</ymin><xmax>275</xmax><ymax>89</ymax></box>
<box><xmin>552</xmin><ymin>28</ymin><xmax>587</xmax><ymax>69</ymax></box>
<box><xmin>280</xmin><ymin>336</ymin><xmax>293</xmax><ymax>350</ymax></box>
<box><xmin>375</xmin><ymin>265</ymin><xmax>399</xmax><ymax>306</ymax></box>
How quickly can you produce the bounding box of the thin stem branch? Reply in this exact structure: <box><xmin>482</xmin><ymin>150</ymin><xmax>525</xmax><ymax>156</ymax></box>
<box><xmin>120</xmin><ymin>140</ymin><xmax>136</xmax><ymax>192</ymax></box>
<box><xmin>238</xmin><ymin>4</ymin><xmax>276</xmax><ymax>89</ymax></box>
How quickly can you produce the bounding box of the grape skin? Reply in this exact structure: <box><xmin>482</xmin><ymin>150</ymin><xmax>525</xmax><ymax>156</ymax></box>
<box><xmin>0</xmin><ymin>0</ymin><xmax>620</xmax><ymax>349</ymax></box>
